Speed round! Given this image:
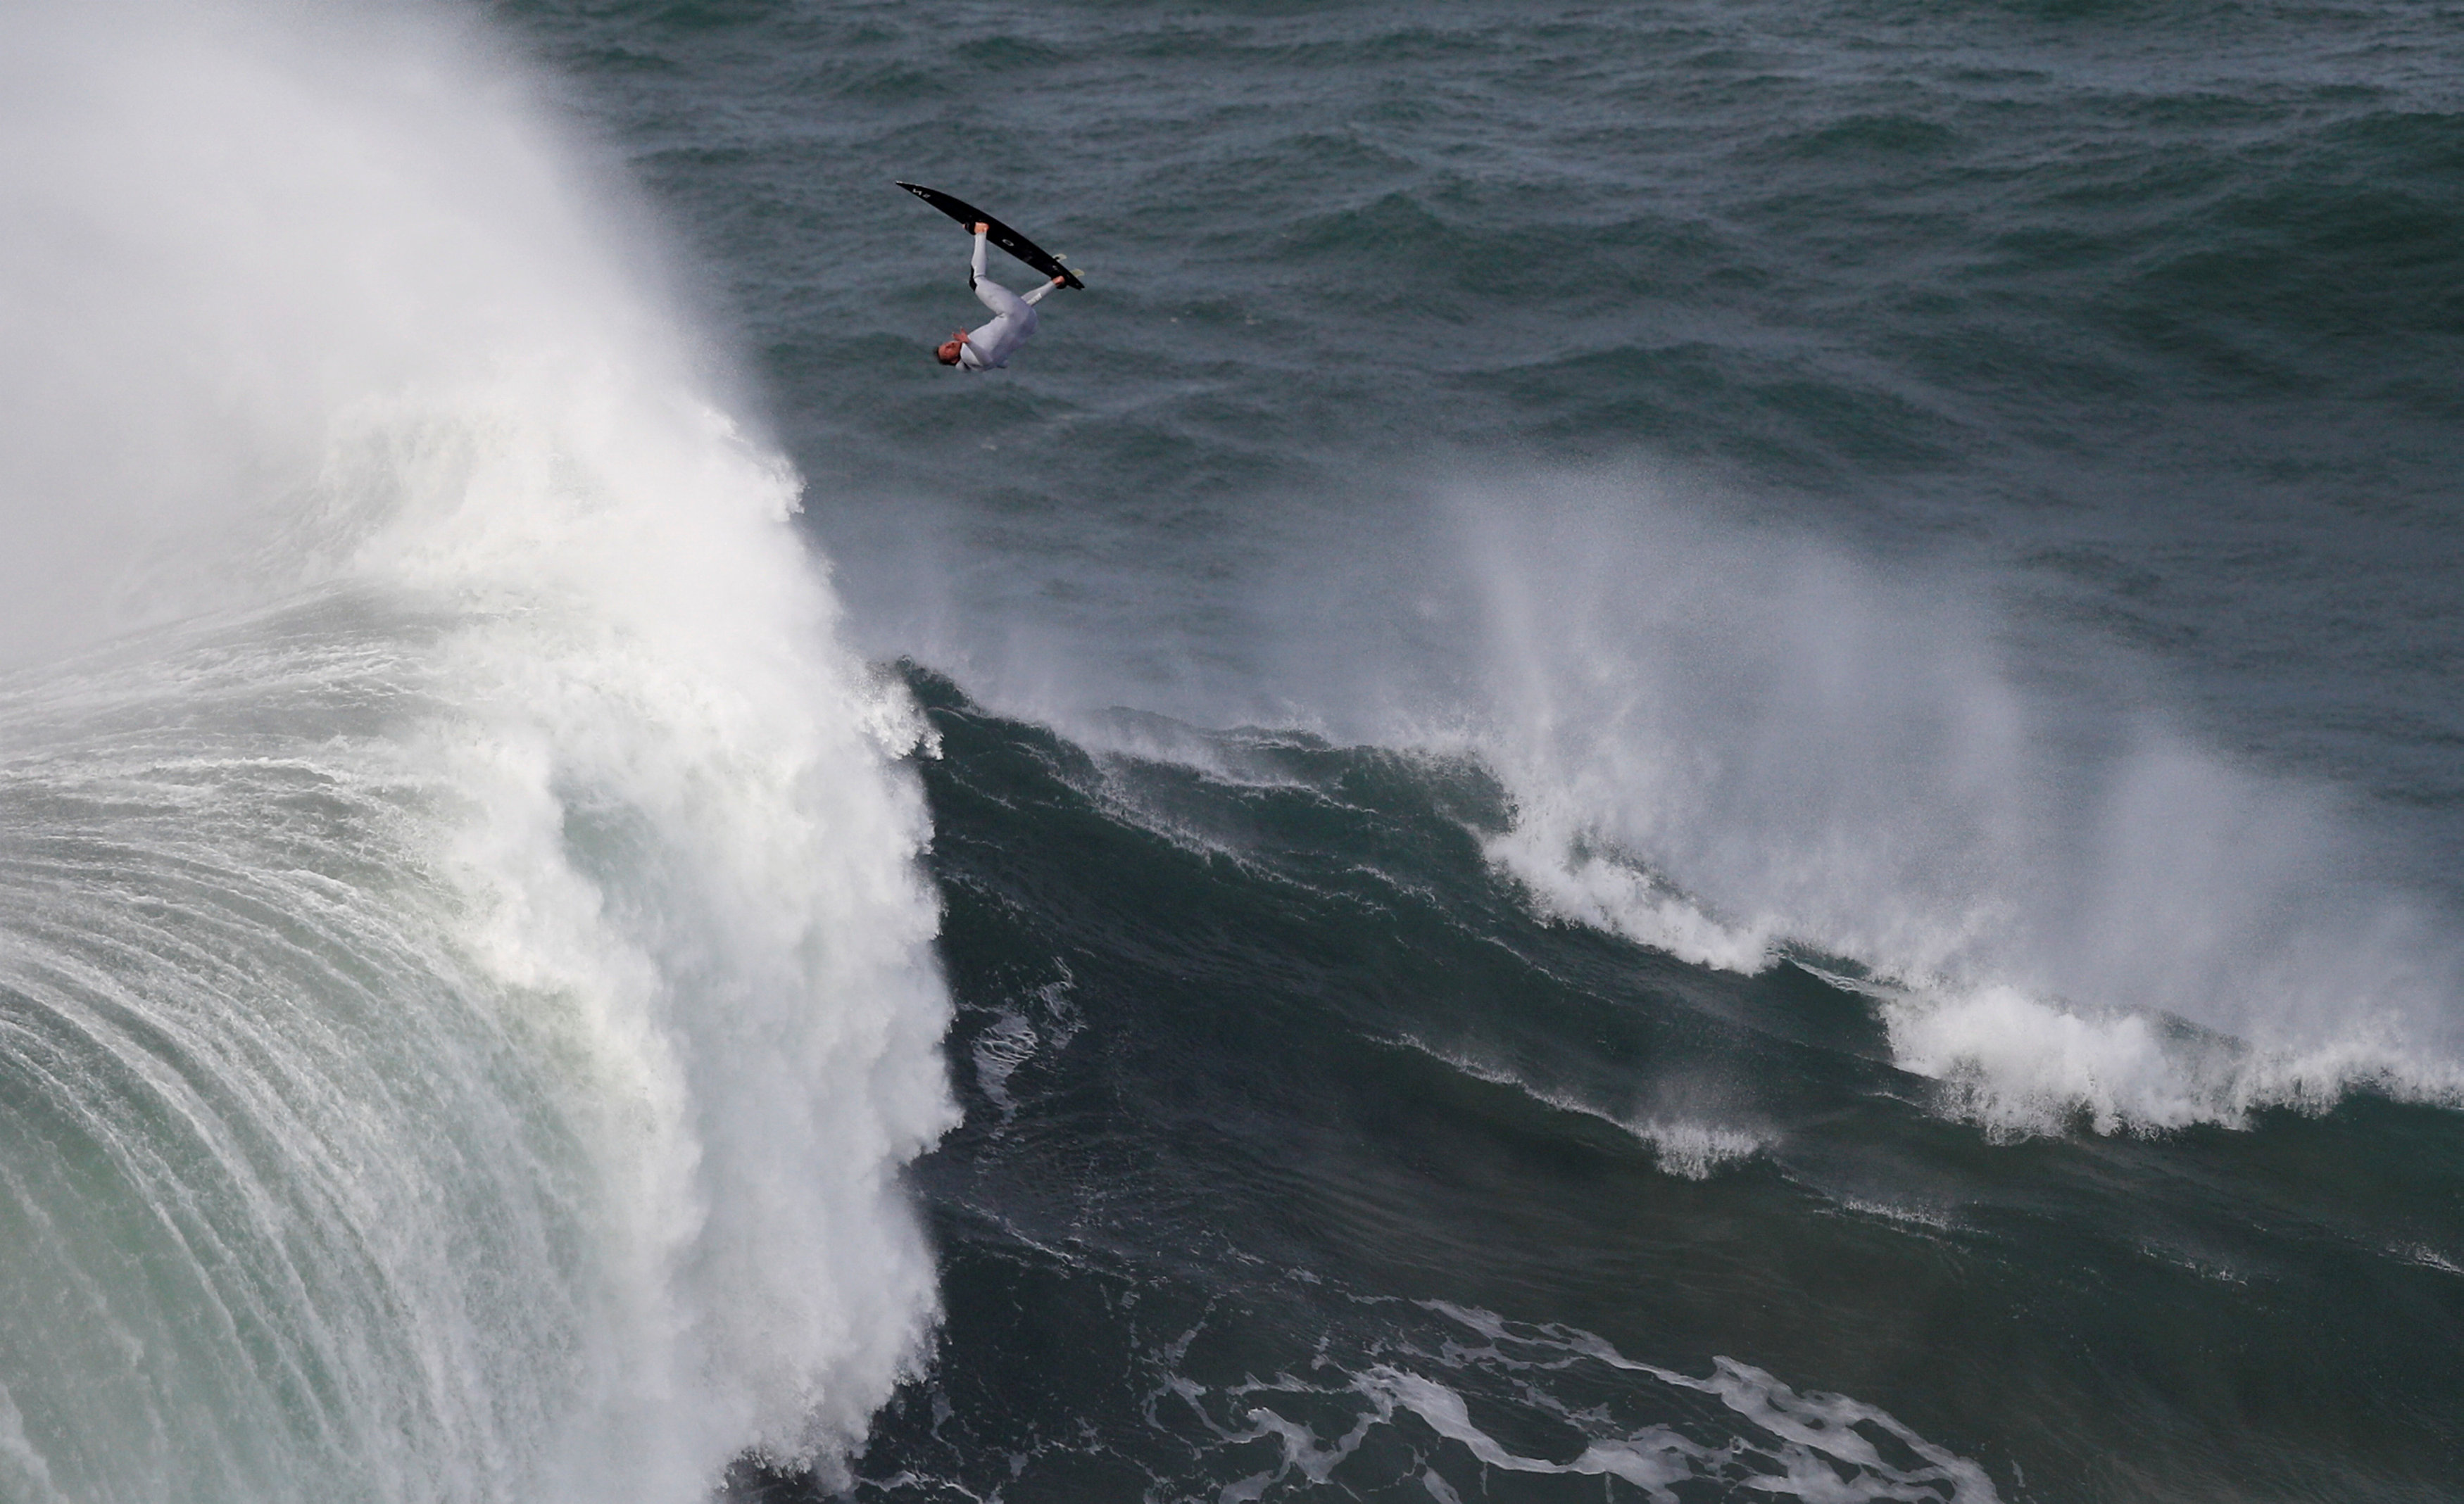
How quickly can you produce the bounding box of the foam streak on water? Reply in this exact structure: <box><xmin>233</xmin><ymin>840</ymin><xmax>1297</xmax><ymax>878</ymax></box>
<box><xmin>1163</xmin><ymin>1302</ymin><xmax>2000</xmax><ymax>1504</ymax></box>
<box><xmin>0</xmin><ymin>3</ymin><xmax>953</xmax><ymax>1500</ymax></box>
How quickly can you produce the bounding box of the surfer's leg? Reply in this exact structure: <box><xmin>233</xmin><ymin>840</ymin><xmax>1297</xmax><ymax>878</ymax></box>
<box><xmin>974</xmin><ymin>277</ymin><xmax>1028</xmax><ymax>320</ymax></box>
<box><xmin>970</xmin><ymin>226</ymin><xmax>988</xmax><ymax>288</ymax></box>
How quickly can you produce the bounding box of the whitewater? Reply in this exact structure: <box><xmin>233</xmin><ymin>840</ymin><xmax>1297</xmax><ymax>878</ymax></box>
<box><xmin>870</xmin><ymin>462</ymin><xmax>2464</xmax><ymax>1144</ymax></box>
<box><xmin>0</xmin><ymin>3</ymin><xmax>953</xmax><ymax>1500</ymax></box>
<box><xmin>8</xmin><ymin>0</ymin><xmax>2464</xmax><ymax>1498</ymax></box>
<box><xmin>533</xmin><ymin>0</ymin><xmax>2464</xmax><ymax>1496</ymax></box>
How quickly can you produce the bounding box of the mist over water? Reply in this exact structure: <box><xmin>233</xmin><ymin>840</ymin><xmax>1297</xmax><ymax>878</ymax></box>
<box><xmin>845</xmin><ymin>459</ymin><xmax>2464</xmax><ymax>1137</ymax></box>
<box><xmin>604</xmin><ymin>0</ymin><xmax>2464</xmax><ymax>1137</ymax></box>
<box><xmin>528</xmin><ymin>1</ymin><xmax>2464</xmax><ymax>1483</ymax></box>
<box><xmin>0</xmin><ymin>3</ymin><xmax>951</xmax><ymax>1500</ymax></box>
<box><xmin>8</xmin><ymin>0</ymin><xmax>2464</xmax><ymax>1498</ymax></box>
<box><xmin>1435</xmin><ymin>479</ymin><xmax>2464</xmax><ymax>1132</ymax></box>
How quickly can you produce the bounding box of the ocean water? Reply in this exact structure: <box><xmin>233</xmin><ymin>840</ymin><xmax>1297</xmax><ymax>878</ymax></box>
<box><xmin>1</xmin><ymin>0</ymin><xmax>2460</xmax><ymax>1500</ymax></box>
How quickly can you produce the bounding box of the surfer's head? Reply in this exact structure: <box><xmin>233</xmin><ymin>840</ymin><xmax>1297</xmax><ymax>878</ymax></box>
<box><xmin>935</xmin><ymin>331</ymin><xmax>967</xmax><ymax>366</ymax></box>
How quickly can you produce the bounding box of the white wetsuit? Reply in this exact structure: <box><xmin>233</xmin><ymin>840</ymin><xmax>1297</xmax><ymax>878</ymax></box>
<box><xmin>957</xmin><ymin>228</ymin><xmax>1057</xmax><ymax>371</ymax></box>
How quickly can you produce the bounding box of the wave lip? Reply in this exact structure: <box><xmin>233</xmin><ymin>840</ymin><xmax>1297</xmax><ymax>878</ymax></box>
<box><xmin>1483</xmin><ymin>821</ymin><xmax>1777</xmax><ymax>975</ymax></box>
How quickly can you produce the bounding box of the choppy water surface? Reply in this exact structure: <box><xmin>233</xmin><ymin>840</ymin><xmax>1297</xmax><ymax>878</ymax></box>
<box><xmin>3</xmin><ymin>0</ymin><xmax>2460</xmax><ymax>1500</ymax></box>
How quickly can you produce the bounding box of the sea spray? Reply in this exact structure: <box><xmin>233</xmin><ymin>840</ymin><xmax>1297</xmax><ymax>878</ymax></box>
<box><xmin>0</xmin><ymin>1</ymin><xmax>953</xmax><ymax>1500</ymax></box>
<box><xmin>1439</xmin><ymin>476</ymin><xmax>2464</xmax><ymax>1130</ymax></box>
<box><xmin>898</xmin><ymin>464</ymin><xmax>2464</xmax><ymax>1136</ymax></box>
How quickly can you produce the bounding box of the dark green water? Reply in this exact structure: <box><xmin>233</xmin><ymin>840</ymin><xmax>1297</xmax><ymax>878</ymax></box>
<box><xmin>528</xmin><ymin>1</ymin><xmax>2464</xmax><ymax>1498</ymax></box>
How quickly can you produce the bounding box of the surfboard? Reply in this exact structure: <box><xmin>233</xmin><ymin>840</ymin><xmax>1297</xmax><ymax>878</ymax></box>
<box><xmin>897</xmin><ymin>182</ymin><xmax>1085</xmax><ymax>290</ymax></box>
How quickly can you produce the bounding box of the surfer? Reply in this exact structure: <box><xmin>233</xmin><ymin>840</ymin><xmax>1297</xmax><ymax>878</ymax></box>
<box><xmin>937</xmin><ymin>222</ymin><xmax>1067</xmax><ymax>370</ymax></box>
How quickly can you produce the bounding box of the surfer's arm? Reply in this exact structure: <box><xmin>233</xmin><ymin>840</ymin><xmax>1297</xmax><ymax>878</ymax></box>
<box><xmin>1021</xmin><ymin>274</ymin><xmax>1065</xmax><ymax>306</ymax></box>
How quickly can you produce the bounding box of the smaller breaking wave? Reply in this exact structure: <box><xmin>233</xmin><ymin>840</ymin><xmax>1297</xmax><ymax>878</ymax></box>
<box><xmin>1872</xmin><ymin>980</ymin><xmax>2464</xmax><ymax>1140</ymax></box>
<box><xmin>1482</xmin><ymin>822</ymin><xmax>1774</xmax><ymax>975</ymax></box>
<box><xmin>1436</xmin><ymin>478</ymin><xmax>2464</xmax><ymax>1142</ymax></box>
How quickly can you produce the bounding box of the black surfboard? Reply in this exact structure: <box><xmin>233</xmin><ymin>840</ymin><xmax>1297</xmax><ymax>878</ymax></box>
<box><xmin>897</xmin><ymin>182</ymin><xmax>1085</xmax><ymax>290</ymax></box>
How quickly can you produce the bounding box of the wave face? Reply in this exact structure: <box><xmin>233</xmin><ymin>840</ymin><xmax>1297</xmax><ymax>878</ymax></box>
<box><xmin>15</xmin><ymin>0</ymin><xmax>2459</xmax><ymax>1499</ymax></box>
<box><xmin>821</xmin><ymin>674</ymin><xmax>2464</xmax><ymax>1504</ymax></box>
<box><xmin>818</xmin><ymin>458</ymin><xmax>2464</xmax><ymax>1142</ymax></box>
<box><xmin>0</xmin><ymin>4</ymin><xmax>953</xmax><ymax>1501</ymax></box>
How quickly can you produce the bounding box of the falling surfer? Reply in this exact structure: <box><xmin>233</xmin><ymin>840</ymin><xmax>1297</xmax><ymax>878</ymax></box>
<box><xmin>940</xmin><ymin>223</ymin><xmax>1066</xmax><ymax>370</ymax></box>
<box><xmin>895</xmin><ymin>181</ymin><xmax>1083</xmax><ymax>372</ymax></box>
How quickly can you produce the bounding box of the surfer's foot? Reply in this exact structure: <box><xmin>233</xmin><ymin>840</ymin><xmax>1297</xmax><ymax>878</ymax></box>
<box><xmin>972</xmin><ymin>222</ymin><xmax>988</xmax><ymax>233</ymax></box>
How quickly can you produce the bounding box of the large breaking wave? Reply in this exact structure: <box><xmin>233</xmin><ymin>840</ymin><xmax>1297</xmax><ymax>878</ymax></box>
<box><xmin>0</xmin><ymin>3</ymin><xmax>953</xmax><ymax>1500</ymax></box>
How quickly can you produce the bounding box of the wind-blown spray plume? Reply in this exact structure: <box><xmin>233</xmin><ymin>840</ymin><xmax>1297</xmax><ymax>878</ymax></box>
<box><xmin>0</xmin><ymin>4</ymin><xmax>954</xmax><ymax>1501</ymax></box>
<box><xmin>839</xmin><ymin>457</ymin><xmax>2464</xmax><ymax>1139</ymax></box>
<box><xmin>1445</xmin><ymin>481</ymin><xmax>2464</xmax><ymax>1135</ymax></box>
